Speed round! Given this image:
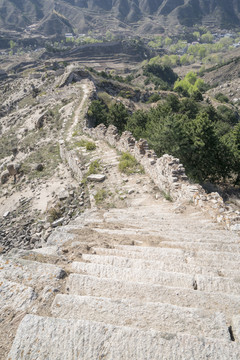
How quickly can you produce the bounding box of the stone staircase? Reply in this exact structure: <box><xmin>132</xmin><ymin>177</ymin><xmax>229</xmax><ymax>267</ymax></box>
<box><xmin>1</xmin><ymin>198</ymin><xmax>240</xmax><ymax>359</ymax></box>
<box><xmin>1</xmin><ymin>127</ymin><xmax>240</xmax><ymax>359</ymax></box>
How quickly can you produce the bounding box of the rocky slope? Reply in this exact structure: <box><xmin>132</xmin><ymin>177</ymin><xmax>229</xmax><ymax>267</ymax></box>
<box><xmin>0</xmin><ymin>0</ymin><xmax>239</xmax><ymax>36</ymax></box>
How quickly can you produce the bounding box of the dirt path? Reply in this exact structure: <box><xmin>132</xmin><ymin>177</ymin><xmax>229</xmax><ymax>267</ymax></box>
<box><xmin>66</xmin><ymin>80</ymin><xmax>92</xmax><ymax>142</ymax></box>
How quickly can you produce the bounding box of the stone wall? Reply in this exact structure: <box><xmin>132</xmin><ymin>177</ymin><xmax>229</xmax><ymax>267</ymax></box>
<box><xmin>59</xmin><ymin>140</ymin><xmax>83</xmax><ymax>182</ymax></box>
<box><xmin>85</xmin><ymin>124</ymin><xmax>240</xmax><ymax>230</ymax></box>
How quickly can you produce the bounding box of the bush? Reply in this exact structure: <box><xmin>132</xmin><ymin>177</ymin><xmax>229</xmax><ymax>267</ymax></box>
<box><xmin>75</xmin><ymin>139</ymin><xmax>96</xmax><ymax>151</ymax></box>
<box><xmin>147</xmin><ymin>93</ymin><xmax>161</xmax><ymax>103</ymax></box>
<box><xmin>118</xmin><ymin>152</ymin><xmax>144</xmax><ymax>175</ymax></box>
<box><xmin>215</xmin><ymin>93</ymin><xmax>229</xmax><ymax>103</ymax></box>
<box><xmin>85</xmin><ymin>141</ymin><xmax>96</xmax><ymax>151</ymax></box>
<box><xmin>87</xmin><ymin>160</ymin><xmax>101</xmax><ymax>176</ymax></box>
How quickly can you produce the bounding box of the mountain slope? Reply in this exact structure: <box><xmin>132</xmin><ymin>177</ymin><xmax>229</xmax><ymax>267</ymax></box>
<box><xmin>0</xmin><ymin>0</ymin><xmax>239</xmax><ymax>36</ymax></box>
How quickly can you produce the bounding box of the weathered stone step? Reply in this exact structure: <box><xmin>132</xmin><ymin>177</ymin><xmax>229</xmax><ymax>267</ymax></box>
<box><xmin>71</xmin><ymin>260</ymin><xmax>240</xmax><ymax>295</ymax></box>
<box><xmin>94</xmin><ymin>247</ymin><xmax>240</xmax><ymax>271</ymax></box>
<box><xmin>0</xmin><ymin>256</ymin><xmax>66</xmax><ymax>288</ymax></box>
<box><xmin>114</xmin><ymin>245</ymin><xmax>240</xmax><ymax>263</ymax></box>
<box><xmin>102</xmin><ymin>210</ymin><xmax>239</xmax><ymax>243</ymax></box>
<box><xmin>51</xmin><ymin>294</ymin><xmax>229</xmax><ymax>340</ymax></box>
<box><xmin>82</xmin><ymin>253</ymin><xmax>240</xmax><ymax>278</ymax></box>
<box><xmin>160</xmin><ymin>240</ymin><xmax>240</xmax><ymax>253</ymax></box>
<box><xmin>70</xmin><ymin>261</ymin><xmax>195</xmax><ymax>289</ymax></box>
<box><xmin>67</xmin><ymin>274</ymin><xmax>240</xmax><ymax>315</ymax></box>
<box><xmin>195</xmin><ymin>274</ymin><xmax>240</xmax><ymax>295</ymax></box>
<box><xmin>0</xmin><ymin>278</ymin><xmax>37</xmax><ymax>312</ymax></box>
<box><xmin>8</xmin><ymin>314</ymin><xmax>240</xmax><ymax>360</ymax></box>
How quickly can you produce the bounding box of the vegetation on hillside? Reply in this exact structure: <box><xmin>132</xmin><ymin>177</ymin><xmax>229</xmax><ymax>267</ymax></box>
<box><xmin>88</xmin><ymin>88</ymin><xmax>240</xmax><ymax>184</ymax></box>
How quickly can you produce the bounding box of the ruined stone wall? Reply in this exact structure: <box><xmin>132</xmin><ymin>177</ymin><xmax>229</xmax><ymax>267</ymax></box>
<box><xmin>59</xmin><ymin>140</ymin><xmax>83</xmax><ymax>182</ymax></box>
<box><xmin>85</xmin><ymin>124</ymin><xmax>240</xmax><ymax>230</ymax></box>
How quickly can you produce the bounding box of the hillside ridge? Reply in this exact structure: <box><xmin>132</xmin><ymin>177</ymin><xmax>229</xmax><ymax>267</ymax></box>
<box><xmin>0</xmin><ymin>0</ymin><xmax>239</xmax><ymax>36</ymax></box>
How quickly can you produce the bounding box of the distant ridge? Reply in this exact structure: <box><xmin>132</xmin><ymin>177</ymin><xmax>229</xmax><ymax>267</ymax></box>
<box><xmin>0</xmin><ymin>0</ymin><xmax>239</xmax><ymax>36</ymax></box>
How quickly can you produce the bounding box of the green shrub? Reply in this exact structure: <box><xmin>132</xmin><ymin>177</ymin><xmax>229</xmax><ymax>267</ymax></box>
<box><xmin>75</xmin><ymin>139</ymin><xmax>96</xmax><ymax>151</ymax></box>
<box><xmin>215</xmin><ymin>93</ymin><xmax>229</xmax><ymax>103</ymax></box>
<box><xmin>118</xmin><ymin>152</ymin><xmax>144</xmax><ymax>175</ymax></box>
<box><xmin>87</xmin><ymin>160</ymin><xmax>101</xmax><ymax>176</ymax></box>
<box><xmin>147</xmin><ymin>93</ymin><xmax>161</xmax><ymax>103</ymax></box>
<box><xmin>85</xmin><ymin>141</ymin><xmax>96</xmax><ymax>151</ymax></box>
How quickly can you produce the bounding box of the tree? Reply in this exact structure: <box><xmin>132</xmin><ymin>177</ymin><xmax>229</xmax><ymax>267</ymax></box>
<box><xmin>201</xmin><ymin>31</ymin><xmax>213</xmax><ymax>44</ymax></box>
<box><xmin>87</xmin><ymin>100</ymin><xmax>108</xmax><ymax>127</ymax></box>
<box><xmin>107</xmin><ymin>103</ymin><xmax>129</xmax><ymax>133</ymax></box>
<box><xmin>164</xmin><ymin>37</ymin><xmax>172</xmax><ymax>46</ymax></box>
<box><xmin>193</xmin><ymin>31</ymin><xmax>200</xmax><ymax>40</ymax></box>
<box><xmin>174</xmin><ymin>72</ymin><xmax>206</xmax><ymax>96</ymax></box>
<box><xmin>125</xmin><ymin>110</ymin><xmax>148</xmax><ymax>139</ymax></box>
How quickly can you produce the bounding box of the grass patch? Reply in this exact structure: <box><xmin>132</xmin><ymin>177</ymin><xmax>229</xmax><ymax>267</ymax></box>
<box><xmin>161</xmin><ymin>190</ymin><xmax>173</xmax><ymax>202</ymax></box>
<box><xmin>94</xmin><ymin>189</ymin><xmax>108</xmax><ymax>204</ymax></box>
<box><xmin>81</xmin><ymin>159</ymin><xmax>102</xmax><ymax>185</ymax></box>
<box><xmin>74</xmin><ymin>139</ymin><xmax>96</xmax><ymax>151</ymax></box>
<box><xmin>72</xmin><ymin>130</ymin><xmax>79</xmax><ymax>137</ymax></box>
<box><xmin>21</xmin><ymin>143</ymin><xmax>61</xmax><ymax>180</ymax></box>
<box><xmin>118</xmin><ymin>152</ymin><xmax>144</xmax><ymax>175</ymax></box>
<box><xmin>86</xmin><ymin>159</ymin><xmax>101</xmax><ymax>176</ymax></box>
<box><xmin>86</xmin><ymin>142</ymin><xmax>96</xmax><ymax>151</ymax></box>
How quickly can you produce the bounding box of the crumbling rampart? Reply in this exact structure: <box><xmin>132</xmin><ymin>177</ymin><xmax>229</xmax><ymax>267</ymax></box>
<box><xmin>59</xmin><ymin>140</ymin><xmax>83</xmax><ymax>182</ymax></box>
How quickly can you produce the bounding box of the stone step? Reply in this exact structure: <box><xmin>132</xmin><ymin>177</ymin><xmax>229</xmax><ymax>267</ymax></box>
<box><xmin>0</xmin><ymin>256</ymin><xmax>66</xmax><ymax>288</ymax></box>
<box><xmin>195</xmin><ymin>274</ymin><xmax>240</xmax><ymax>295</ymax></box>
<box><xmin>0</xmin><ymin>278</ymin><xmax>37</xmax><ymax>312</ymax></box>
<box><xmin>67</xmin><ymin>274</ymin><xmax>240</xmax><ymax>315</ymax></box>
<box><xmin>114</xmin><ymin>245</ymin><xmax>240</xmax><ymax>263</ymax></box>
<box><xmin>160</xmin><ymin>240</ymin><xmax>240</xmax><ymax>253</ymax></box>
<box><xmin>82</xmin><ymin>253</ymin><xmax>240</xmax><ymax>278</ymax></box>
<box><xmin>70</xmin><ymin>261</ymin><xmax>195</xmax><ymax>289</ymax></box>
<box><xmin>51</xmin><ymin>294</ymin><xmax>229</xmax><ymax>340</ymax></box>
<box><xmin>71</xmin><ymin>261</ymin><xmax>240</xmax><ymax>295</ymax></box>
<box><xmin>101</xmin><ymin>211</ymin><xmax>239</xmax><ymax>243</ymax></box>
<box><xmin>8</xmin><ymin>314</ymin><xmax>240</xmax><ymax>360</ymax></box>
<box><xmin>94</xmin><ymin>247</ymin><xmax>240</xmax><ymax>270</ymax></box>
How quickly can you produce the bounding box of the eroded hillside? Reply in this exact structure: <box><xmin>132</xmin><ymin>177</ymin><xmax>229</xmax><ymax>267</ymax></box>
<box><xmin>0</xmin><ymin>0</ymin><xmax>239</xmax><ymax>37</ymax></box>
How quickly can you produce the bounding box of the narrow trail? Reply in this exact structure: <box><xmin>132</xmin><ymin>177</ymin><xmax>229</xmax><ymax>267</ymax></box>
<box><xmin>66</xmin><ymin>80</ymin><xmax>91</xmax><ymax>142</ymax></box>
